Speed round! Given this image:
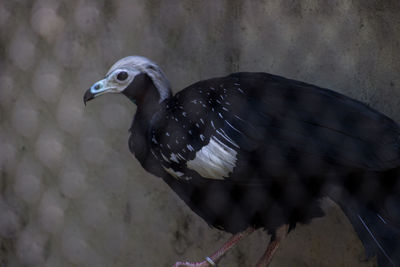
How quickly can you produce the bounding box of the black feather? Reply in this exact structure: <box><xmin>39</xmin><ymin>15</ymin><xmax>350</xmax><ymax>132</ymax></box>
<box><xmin>122</xmin><ymin>71</ymin><xmax>400</xmax><ymax>265</ymax></box>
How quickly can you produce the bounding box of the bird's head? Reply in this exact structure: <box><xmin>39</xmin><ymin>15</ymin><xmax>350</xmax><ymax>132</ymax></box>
<box><xmin>83</xmin><ymin>56</ymin><xmax>171</xmax><ymax>105</ymax></box>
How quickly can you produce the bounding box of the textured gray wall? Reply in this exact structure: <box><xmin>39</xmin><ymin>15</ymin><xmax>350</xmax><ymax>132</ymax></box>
<box><xmin>1</xmin><ymin>0</ymin><xmax>400</xmax><ymax>266</ymax></box>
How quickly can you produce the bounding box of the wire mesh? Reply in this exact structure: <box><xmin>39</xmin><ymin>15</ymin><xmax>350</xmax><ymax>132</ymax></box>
<box><xmin>1</xmin><ymin>1</ymin><xmax>400</xmax><ymax>266</ymax></box>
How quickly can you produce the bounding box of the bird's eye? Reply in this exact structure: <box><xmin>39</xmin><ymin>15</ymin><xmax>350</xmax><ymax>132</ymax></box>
<box><xmin>117</xmin><ymin>71</ymin><xmax>128</xmax><ymax>81</ymax></box>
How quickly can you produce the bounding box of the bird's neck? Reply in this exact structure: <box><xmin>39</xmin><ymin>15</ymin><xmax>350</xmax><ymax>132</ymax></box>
<box><xmin>124</xmin><ymin>74</ymin><xmax>171</xmax><ymax>128</ymax></box>
<box><xmin>136</xmin><ymin>86</ymin><xmax>162</xmax><ymax>117</ymax></box>
<box><xmin>123</xmin><ymin>74</ymin><xmax>169</xmax><ymax>118</ymax></box>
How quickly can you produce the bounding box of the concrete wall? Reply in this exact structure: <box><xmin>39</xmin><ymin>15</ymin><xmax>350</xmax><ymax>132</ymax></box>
<box><xmin>1</xmin><ymin>0</ymin><xmax>400</xmax><ymax>266</ymax></box>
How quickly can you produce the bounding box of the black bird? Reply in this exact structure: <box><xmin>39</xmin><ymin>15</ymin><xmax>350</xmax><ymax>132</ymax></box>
<box><xmin>84</xmin><ymin>56</ymin><xmax>400</xmax><ymax>267</ymax></box>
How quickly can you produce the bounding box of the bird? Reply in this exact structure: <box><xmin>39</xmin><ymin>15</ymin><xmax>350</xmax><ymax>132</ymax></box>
<box><xmin>83</xmin><ymin>56</ymin><xmax>400</xmax><ymax>267</ymax></box>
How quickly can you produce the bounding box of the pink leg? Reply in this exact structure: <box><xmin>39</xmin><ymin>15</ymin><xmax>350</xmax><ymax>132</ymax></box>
<box><xmin>255</xmin><ymin>224</ymin><xmax>289</xmax><ymax>267</ymax></box>
<box><xmin>173</xmin><ymin>227</ymin><xmax>255</xmax><ymax>267</ymax></box>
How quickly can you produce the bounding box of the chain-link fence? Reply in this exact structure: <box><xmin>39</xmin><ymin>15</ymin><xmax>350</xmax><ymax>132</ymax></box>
<box><xmin>1</xmin><ymin>1</ymin><xmax>400</xmax><ymax>266</ymax></box>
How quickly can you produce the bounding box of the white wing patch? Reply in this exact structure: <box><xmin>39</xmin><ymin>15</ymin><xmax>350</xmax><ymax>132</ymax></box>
<box><xmin>186</xmin><ymin>136</ymin><xmax>237</xmax><ymax>180</ymax></box>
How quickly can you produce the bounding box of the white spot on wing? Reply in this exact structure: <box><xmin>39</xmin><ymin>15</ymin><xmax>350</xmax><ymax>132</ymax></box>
<box><xmin>152</xmin><ymin>136</ymin><xmax>158</xmax><ymax>144</ymax></box>
<box><xmin>225</xmin><ymin>120</ymin><xmax>243</xmax><ymax>134</ymax></box>
<box><xmin>170</xmin><ymin>153</ymin><xmax>179</xmax><ymax>163</ymax></box>
<box><xmin>377</xmin><ymin>213</ymin><xmax>387</xmax><ymax>224</ymax></box>
<box><xmin>160</xmin><ymin>152</ymin><xmax>170</xmax><ymax>163</ymax></box>
<box><xmin>216</xmin><ymin>129</ymin><xmax>239</xmax><ymax>148</ymax></box>
<box><xmin>234</xmin><ymin>115</ymin><xmax>244</xmax><ymax>122</ymax></box>
<box><xmin>186</xmin><ymin>136</ymin><xmax>237</xmax><ymax>180</ymax></box>
<box><xmin>162</xmin><ymin>166</ymin><xmax>184</xmax><ymax>179</ymax></box>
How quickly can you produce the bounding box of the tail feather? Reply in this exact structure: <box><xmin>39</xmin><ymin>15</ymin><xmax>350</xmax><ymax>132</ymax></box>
<box><xmin>337</xmin><ymin>199</ymin><xmax>400</xmax><ymax>267</ymax></box>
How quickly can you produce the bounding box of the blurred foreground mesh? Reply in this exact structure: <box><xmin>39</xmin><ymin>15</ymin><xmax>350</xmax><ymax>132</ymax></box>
<box><xmin>1</xmin><ymin>1</ymin><xmax>400</xmax><ymax>266</ymax></box>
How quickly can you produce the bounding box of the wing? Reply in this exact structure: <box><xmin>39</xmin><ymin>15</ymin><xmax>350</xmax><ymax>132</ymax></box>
<box><xmin>151</xmin><ymin>72</ymin><xmax>400</xmax><ymax>182</ymax></box>
<box><xmin>225</xmin><ymin>73</ymin><xmax>400</xmax><ymax>173</ymax></box>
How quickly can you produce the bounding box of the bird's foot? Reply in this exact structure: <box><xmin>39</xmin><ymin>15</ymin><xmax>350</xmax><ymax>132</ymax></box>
<box><xmin>173</xmin><ymin>258</ymin><xmax>215</xmax><ymax>267</ymax></box>
<box><xmin>173</xmin><ymin>228</ymin><xmax>254</xmax><ymax>267</ymax></box>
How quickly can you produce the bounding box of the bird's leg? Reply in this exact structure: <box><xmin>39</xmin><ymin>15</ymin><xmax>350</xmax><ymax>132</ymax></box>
<box><xmin>173</xmin><ymin>227</ymin><xmax>255</xmax><ymax>267</ymax></box>
<box><xmin>255</xmin><ymin>224</ymin><xmax>289</xmax><ymax>267</ymax></box>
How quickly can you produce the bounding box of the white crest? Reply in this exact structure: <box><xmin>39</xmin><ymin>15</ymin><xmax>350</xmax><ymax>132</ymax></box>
<box><xmin>107</xmin><ymin>56</ymin><xmax>171</xmax><ymax>102</ymax></box>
